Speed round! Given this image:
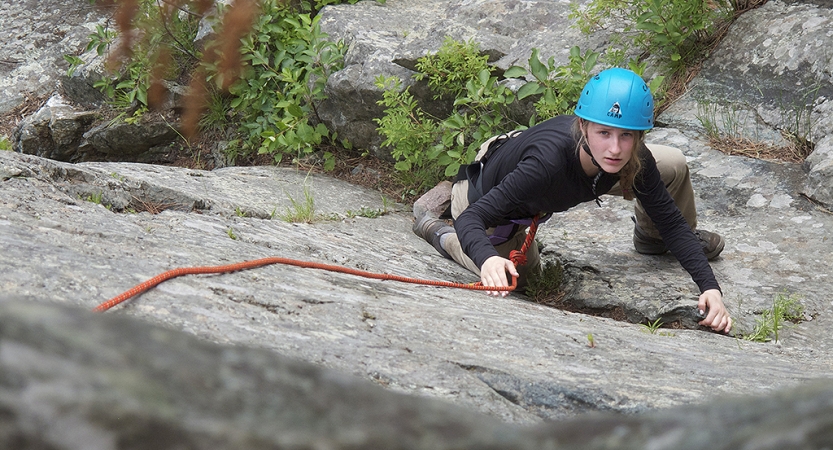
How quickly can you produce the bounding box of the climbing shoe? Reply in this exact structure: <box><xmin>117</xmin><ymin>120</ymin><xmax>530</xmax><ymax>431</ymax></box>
<box><xmin>693</xmin><ymin>229</ymin><xmax>725</xmax><ymax>260</ymax></box>
<box><xmin>413</xmin><ymin>214</ymin><xmax>454</xmax><ymax>259</ymax></box>
<box><xmin>633</xmin><ymin>222</ymin><xmax>668</xmax><ymax>255</ymax></box>
<box><xmin>413</xmin><ymin>180</ymin><xmax>453</xmax><ymax>220</ymax></box>
<box><xmin>633</xmin><ymin>222</ymin><xmax>725</xmax><ymax>261</ymax></box>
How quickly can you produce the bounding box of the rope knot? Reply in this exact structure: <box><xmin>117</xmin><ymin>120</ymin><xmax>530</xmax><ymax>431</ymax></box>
<box><xmin>509</xmin><ymin>249</ymin><xmax>527</xmax><ymax>266</ymax></box>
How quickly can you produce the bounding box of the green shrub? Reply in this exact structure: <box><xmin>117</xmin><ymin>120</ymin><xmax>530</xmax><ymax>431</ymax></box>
<box><xmin>414</xmin><ymin>37</ymin><xmax>491</xmax><ymax>100</ymax></box>
<box><xmin>215</xmin><ymin>0</ymin><xmax>383</xmax><ymax>167</ymax></box>
<box><xmin>80</xmin><ymin>3</ymin><xmax>202</xmax><ymax>114</ymax></box>
<box><xmin>507</xmin><ymin>46</ymin><xmax>599</xmax><ymax>121</ymax></box>
<box><xmin>226</xmin><ymin>4</ymin><xmax>343</xmax><ymax>169</ymax></box>
<box><xmin>412</xmin><ymin>38</ymin><xmax>521</xmax><ymax>179</ymax></box>
<box><xmin>439</xmin><ymin>67</ymin><xmax>520</xmax><ymax>176</ymax></box>
<box><xmin>571</xmin><ymin>0</ymin><xmax>735</xmax><ymax>75</ymax></box>
<box><xmin>375</xmin><ymin>39</ymin><xmax>602</xmax><ymax>192</ymax></box>
<box><xmin>375</xmin><ymin>38</ymin><xmax>521</xmax><ymax>190</ymax></box>
<box><xmin>374</xmin><ymin>76</ymin><xmax>443</xmax><ymax>187</ymax></box>
<box><xmin>71</xmin><ymin>0</ymin><xmax>384</xmax><ymax>169</ymax></box>
<box><xmin>740</xmin><ymin>292</ymin><xmax>805</xmax><ymax>343</ymax></box>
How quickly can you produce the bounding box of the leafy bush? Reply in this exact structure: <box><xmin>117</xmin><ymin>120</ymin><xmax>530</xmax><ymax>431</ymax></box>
<box><xmin>412</xmin><ymin>38</ymin><xmax>521</xmax><ymax>177</ymax></box>
<box><xmin>74</xmin><ymin>3</ymin><xmax>202</xmax><ymax>115</ymax></box>
<box><xmin>207</xmin><ymin>0</ymin><xmax>383</xmax><ymax>167</ymax></box>
<box><xmin>507</xmin><ymin>46</ymin><xmax>600</xmax><ymax>121</ymax></box>
<box><xmin>438</xmin><ymin>67</ymin><xmax>519</xmax><ymax>177</ymax></box>
<box><xmin>374</xmin><ymin>38</ymin><xmax>525</xmax><ymax>192</ymax></box>
<box><xmin>375</xmin><ymin>39</ymin><xmax>600</xmax><ymax>191</ymax></box>
<box><xmin>226</xmin><ymin>4</ymin><xmax>343</xmax><ymax>169</ymax></box>
<box><xmin>570</xmin><ymin>0</ymin><xmax>735</xmax><ymax>74</ymax></box>
<box><xmin>71</xmin><ymin>0</ymin><xmax>384</xmax><ymax>169</ymax></box>
<box><xmin>374</xmin><ymin>76</ymin><xmax>442</xmax><ymax>176</ymax></box>
<box><xmin>414</xmin><ymin>37</ymin><xmax>491</xmax><ymax>100</ymax></box>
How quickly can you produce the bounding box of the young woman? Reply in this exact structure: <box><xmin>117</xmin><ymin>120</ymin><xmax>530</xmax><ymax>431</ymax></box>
<box><xmin>413</xmin><ymin>68</ymin><xmax>732</xmax><ymax>333</ymax></box>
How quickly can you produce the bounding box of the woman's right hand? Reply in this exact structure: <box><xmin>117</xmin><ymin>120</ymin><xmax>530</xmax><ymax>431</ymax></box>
<box><xmin>480</xmin><ymin>256</ymin><xmax>519</xmax><ymax>297</ymax></box>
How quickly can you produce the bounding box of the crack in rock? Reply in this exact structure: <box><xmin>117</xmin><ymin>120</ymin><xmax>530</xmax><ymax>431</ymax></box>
<box><xmin>457</xmin><ymin>364</ymin><xmax>643</xmax><ymax>420</ymax></box>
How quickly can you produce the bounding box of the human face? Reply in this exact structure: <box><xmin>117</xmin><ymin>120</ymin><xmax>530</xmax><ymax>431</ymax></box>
<box><xmin>582</xmin><ymin>121</ymin><xmax>636</xmax><ymax>175</ymax></box>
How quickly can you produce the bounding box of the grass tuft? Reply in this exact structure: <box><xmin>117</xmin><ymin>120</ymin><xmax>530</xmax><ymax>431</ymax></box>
<box><xmin>278</xmin><ymin>183</ymin><xmax>317</xmax><ymax>223</ymax></box>
<box><xmin>525</xmin><ymin>260</ymin><xmax>565</xmax><ymax>304</ymax></box>
<box><xmin>739</xmin><ymin>291</ymin><xmax>805</xmax><ymax>343</ymax></box>
<box><xmin>640</xmin><ymin>318</ymin><xmax>664</xmax><ymax>334</ymax></box>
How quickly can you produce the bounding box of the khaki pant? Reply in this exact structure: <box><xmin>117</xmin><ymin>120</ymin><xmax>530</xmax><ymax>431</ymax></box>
<box><xmin>442</xmin><ymin>143</ymin><xmax>697</xmax><ymax>287</ymax></box>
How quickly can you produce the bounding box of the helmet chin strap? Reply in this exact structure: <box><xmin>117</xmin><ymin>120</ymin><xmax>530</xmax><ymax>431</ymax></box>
<box><xmin>581</xmin><ymin>141</ymin><xmax>605</xmax><ymax>207</ymax></box>
<box><xmin>579</xmin><ymin>120</ymin><xmax>605</xmax><ymax>173</ymax></box>
<box><xmin>582</xmin><ymin>142</ymin><xmax>605</xmax><ymax>172</ymax></box>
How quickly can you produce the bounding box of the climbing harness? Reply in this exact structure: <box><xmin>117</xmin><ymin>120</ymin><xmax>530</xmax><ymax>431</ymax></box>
<box><xmin>93</xmin><ymin>215</ymin><xmax>542</xmax><ymax>312</ymax></box>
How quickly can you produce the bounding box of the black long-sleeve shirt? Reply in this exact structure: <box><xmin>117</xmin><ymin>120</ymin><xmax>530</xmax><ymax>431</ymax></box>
<box><xmin>454</xmin><ymin>115</ymin><xmax>720</xmax><ymax>294</ymax></box>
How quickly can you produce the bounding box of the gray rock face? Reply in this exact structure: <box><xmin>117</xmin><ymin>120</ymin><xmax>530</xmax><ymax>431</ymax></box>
<box><xmin>317</xmin><ymin>0</ymin><xmax>613</xmax><ymax>155</ymax></box>
<box><xmin>3</xmin><ymin>297</ymin><xmax>833</xmax><ymax>450</ymax></box>
<box><xmin>13</xmin><ymin>95</ymin><xmax>97</xmax><ymax>161</ymax></box>
<box><xmin>0</xmin><ymin>0</ymin><xmax>107</xmax><ymax>113</ymax></box>
<box><xmin>61</xmin><ymin>48</ymin><xmax>109</xmax><ymax>108</ymax></box>
<box><xmin>0</xmin><ymin>299</ymin><xmax>536</xmax><ymax>450</ymax></box>
<box><xmin>656</xmin><ymin>0</ymin><xmax>833</xmax><ymax>205</ymax></box>
<box><xmin>12</xmin><ymin>93</ymin><xmax>183</xmax><ymax>163</ymax></box>
<box><xmin>82</xmin><ymin>117</ymin><xmax>181</xmax><ymax>158</ymax></box>
<box><xmin>804</xmin><ymin>135</ymin><xmax>833</xmax><ymax>202</ymax></box>
<box><xmin>1</xmin><ymin>146</ymin><xmax>832</xmax><ymax>429</ymax></box>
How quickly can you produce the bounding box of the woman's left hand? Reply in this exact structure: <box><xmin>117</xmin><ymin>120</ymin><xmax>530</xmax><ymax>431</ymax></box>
<box><xmin>698</xmin><ymin>289</ymin><xmax>732</xmax><ymax>333</ymax></box>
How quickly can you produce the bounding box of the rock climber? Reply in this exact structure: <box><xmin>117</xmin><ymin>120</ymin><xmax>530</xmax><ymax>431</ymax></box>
<box><xmin>412</xmin><ymin>67</ymin><xmax>732</xmax><ymax>333</ymax></box>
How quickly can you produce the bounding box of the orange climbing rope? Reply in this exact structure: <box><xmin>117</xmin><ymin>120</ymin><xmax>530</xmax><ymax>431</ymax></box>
<box><xmin>508</xmin><ymin>214</ymin><xmax>540</xmax><ymax>267</ymax></box>
<box><xmin>93</xmin><ymin>215</ymin><xmax>541</xmax><ymax>312</ymax></box>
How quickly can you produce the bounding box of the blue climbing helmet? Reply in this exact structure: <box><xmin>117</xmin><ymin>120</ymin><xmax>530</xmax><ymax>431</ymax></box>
<box><xmin>574</xmin><ymin>68</ymin><xmax>654</xmax><ymax>130</ymax></box>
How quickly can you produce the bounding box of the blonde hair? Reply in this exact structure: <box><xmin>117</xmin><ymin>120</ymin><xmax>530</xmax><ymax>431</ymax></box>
<box><xmin>572</xmin><ymin>118</ymin><xmax>644</xmax><ymax>201</ymax></box>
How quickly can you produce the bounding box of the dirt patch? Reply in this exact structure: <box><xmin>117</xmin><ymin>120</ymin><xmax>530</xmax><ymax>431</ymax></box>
<box><xmin>0</xmin><ymin>93</ymin><xmax>48</xmax><ymax>140</ymax></box>
<box><xmin>708</xmin><ymin>134</ymin><xmax>811</xmax><ymax>163</ymax></box>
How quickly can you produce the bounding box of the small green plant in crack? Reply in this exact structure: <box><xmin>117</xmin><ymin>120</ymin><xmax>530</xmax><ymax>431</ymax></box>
<box><xmin>345</xmin><ymin>206</ymin><xmax>385</xmax><ymax>219</ymax></box>
<box><xmin>226</xmin><ymin>227</ymin><xmax>238</xmax><ymax>240</ymax></box>
<box><xmin>524</xmin><ymin>260</ymin><xmax>565</xmax><ymax>303</ymax></box>
<box><xmin>777</xmin><ymin>83</ymin><xmax>821</xmax><ymax>160</ymax></box>
<box><xmin>0</xmin><ymin>135</ymin><xmax>11</xmax><ymax>151</ymax></box>
<box><xmin>696</xmin><ymin>101</ymin><xmax>748</xmax><ymax>142</ymax></box>
<box><xmin>587</xmin><ymin>333</ymin><xmax>596</xmax><ymax>348</ymax></box>
<box><xmin>278</xmin><ymin>183</ymin><xmax>317</xmax><ymax>223</ymax></box>
<box><xmin>696</xmin><ymin>100</ymin><xmax>805</xmax><ymax>163</ymax></box>
<box><xmin>640</xmin><ymin>317</ymin><xmax>664</xmax><ymax>334</ymax></box>
<box><xmin>235</xmin><ymin>207</ymin><xmax>249</xmax><ymax>218</ymax></box>
<box><xmin>739</xmin><ymin>291</ymin><xmax>805</xmax><ymax>343</ymax></box>
<box><xmin>81</xmin><ymin>191</ymin><xmax>110</xmax><ymax>210</ymax></box>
